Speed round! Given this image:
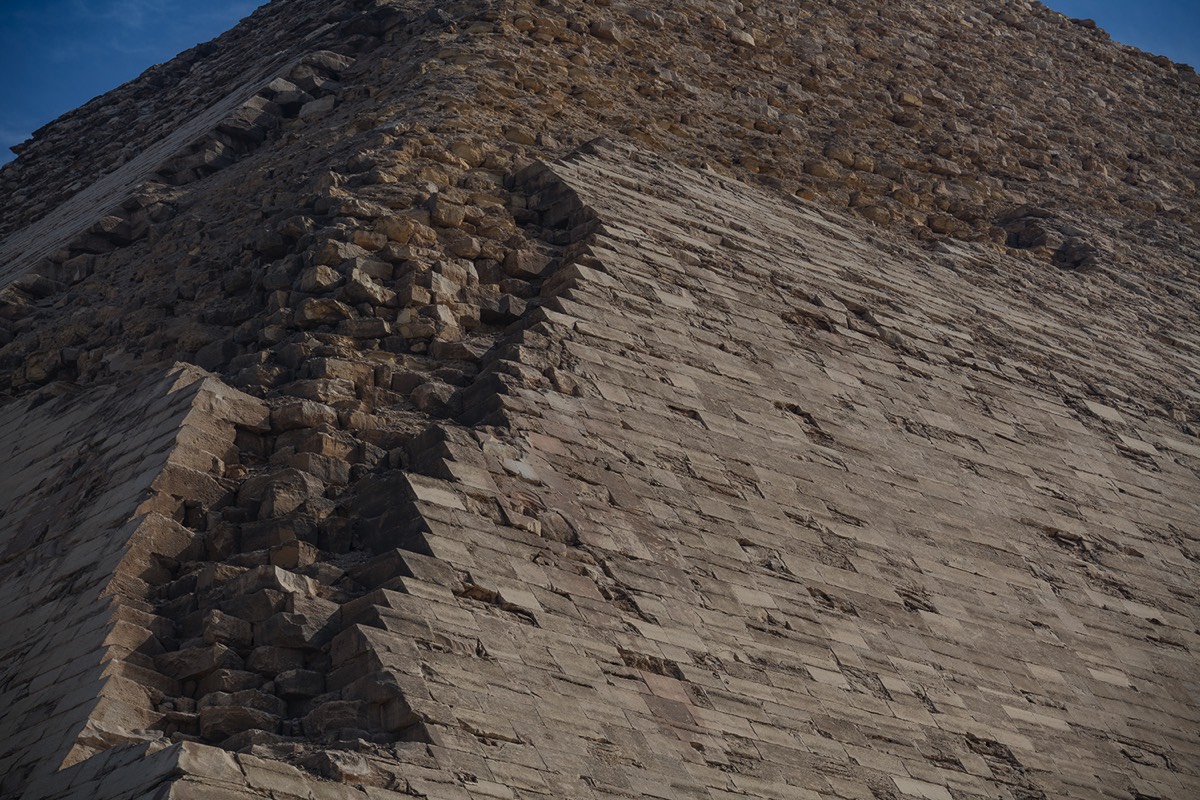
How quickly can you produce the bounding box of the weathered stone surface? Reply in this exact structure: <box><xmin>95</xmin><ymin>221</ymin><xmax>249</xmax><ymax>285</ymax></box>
<box><xmin>1</xmin><ymin>1</ymin><xmax>1198</xmax><ymax>799</ymax></box>
<box><xmin>271</xmin><ymin>399</ymin><xmax>338</xmax><ymax>431</ymax></box>
<box><xmin>275</xmin><ymin>669</ymin><xmax>325</xmax><ymax>698</ymax></box>
<box><xmin>199</xmin><ymin>705</ymin><xmax>281</xmax><ymax>742</ymax></box>
<box><xmin>157</xmin><ymin>644</ymin><xmax>244</xmax><ymax>681</ymax></box>
<box><xmin>297</xmin><ymin>265</ymin><xmax>340</xmax><ymax>293</ymax></box>
<box><xmin>201</xmin><ymin>610</ymin><xmax>253</xmax><ymax>649</ymax></box>
<box><xmin>301</xmin><ymin>700</ymin><xmax>367</xmax><ymax>737</ymax></box>
<box><xmin>0</xmin><ymin>366</ymin><xmax>267</xmax><ymax>796</ymax></box>
<box><xmin>245</xmin><ymin>645</ymin><xmax>306</xmax><ymax>676</ymax></box>
<box><xmin>296</xmin><ymin>297</ymin><xmax>354</xmax><ymax>327</ymax></box>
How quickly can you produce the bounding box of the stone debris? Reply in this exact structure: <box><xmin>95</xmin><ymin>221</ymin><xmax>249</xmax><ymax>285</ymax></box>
<box><xmin>0</xmin><ymin>1</ymin><xmax>1198</xmax><ymax>800</ymax></box>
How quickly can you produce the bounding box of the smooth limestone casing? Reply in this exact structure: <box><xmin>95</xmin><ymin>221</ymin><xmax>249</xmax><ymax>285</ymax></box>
<box><xmin>314</xmin><ymin>143</ymin><xmax>1200</xmax><ymax>800</ymax></box>
<box><xmin>0</xmin><ymin>366</ymin><xmax>269</xmax><ymax>799</ymax></box>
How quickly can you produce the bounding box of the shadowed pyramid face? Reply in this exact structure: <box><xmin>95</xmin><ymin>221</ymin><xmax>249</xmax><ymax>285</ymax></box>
<box><xmin>0</xmin><ymin>2</ymin><xmax>1197</xmax><ymax>799</ymax></box>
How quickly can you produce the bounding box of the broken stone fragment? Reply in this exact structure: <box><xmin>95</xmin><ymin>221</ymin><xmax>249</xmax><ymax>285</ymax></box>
<box><xmin>331</xmin><ymin>197</ymin><xmax>388</xmax><ymax>219</ymax></box>
<box><xmin>237</xmin><ymin>468</ymin><xmax>326</xmax><ymax>519</ymax></box>
<box><xmin>302</xmin><ymin>49</ymin><xmax>354</xmax><ymax>74</ymax></box>
<box><xmin>429</xmin><ymin>196</ymin><xmax>466</xmax><ymax>228</ymax></box>
<box><xmin>442</xmin><ymin>230</ymin><xmax>482</xmax><ymax>259</ymax></box>
<box><xmin>183</xmin><ymin>371</ymin><xmax>272</xmax><ymax>432</ymax></box>
<box><xmin>478</xmin><ymin>292</ymin><xmax>526</xmax><ymax>324</ymax></box>
<box><xmin>376</xmin><ymin>215</ymin><xmax>438</xmax><ymax>246</ymax></box>
<box><xmin>199</xmin><ymin>705</ymin><xmax>281</xmax><ymax>742</ymax></box>
<box><xmin>302</xmin><ymin>700</ymin><xmax>368</xmax><ymax>737</ymax></box>
<box><xmin>303</xmin><ymin>750</ymin><xmax>374</xmax><ymax>783</ymax></box>
<box><xmin>246</xmin><ymin>645</ymin><xmax>306</xmax><ymax>676</ymax></box>
<box><xmin>270</xmin><ymin>537</ymin><xmax>323</xmax><ymax>568</ymax></box>
<box><xmin>275</xmin><ymin>669</ymin><xmax>325</xmax><ymax>698</ymax></box>
<box><xmin>351</xmin><ymin>229</ymin><xmax>388</xmax><ymax>250</ymax></box>
<box><xmin>504</xmin><ymin>125</ymin><xmax>537</xmax><ymax>146</ymax></box>
<box><xmin>282</xmin><ymin>378</ymin><xmax>358</xmax><ymax>404</ymax></box>
<box><xmin>859</xmin><ymin>205</ymin><xmax>892</xmax><ymax>224</ymax></box>
<box><xmin>339</xmin><ymin>268</ymin><xmax>396</xmax><ymax>307</ymax></box>
<box><xmin>298</xmin><ymin>95</ymin><xmax>336</xmax><ymax>119</ymax></box>
<box><xmin>312</xmin><ymin>239</ymin><xmax>369</xmax><ymax>268</ymax></box>
<box><xmin>198</xmin><ymin>688</ymin><xmax>287</xmax><ymax>717</ymax></box>
<box><xmin>825</xmin><ymin>144</ymin><xmax>855</xmax><ymax>167</ymax></box>
<box><xmin>590</xmin><ymin>20</ymin><xmax>624</xmax><ymax>43</ymax></box>
<box><xmin>338</xmin><ymin>317</ymin><xmax>391</xmax><ymax>338</ymax></box>
<box><xmin>260</xmin><ymin>476</ymin><xmax>325</xmax><ymax>519</ymax></box>
<box><xmin>90</xmin><ymin>214</ymin><xmax>135</xmax><ymax>245</ymax></box>
<box><xmin>631</xmin><ymin>9</ymin><xmax>665</xmax><ymax>29</ymax></box>
<box><xmin>449</xmin><ymin>140</ymin><xmax>485</xmax><ymax>167</ymax></box>
<box><xmin>223</xmin><ymin>564</ymin><xmax>317</xmax><ymax>599</ymax></box>
<box><xmin>256</xmin><ymin>596</ymin><xmax>338</xmax><ymax>649</ymax></box>
<box><xmin>256</xmin><ymin>611</ymin><xmax>329</xmax><ymax>650</ymax></box>
<box><xmin>202</xmin><ymin>610</ymin><xmax>253</xmax><ymax>649</ymax></box>
<box><xmin>198</xmin><ymin>669</ymin><xmax>265</xmax><ymax>696</ymax></box>
<box><xmin>157</xmin><ymin>644</ymin><xmax>244</xmax><ymax>681</ymax></box>
<box><xmin>272</xmin><ymin>399</ymin><xmax>338</xmax><ymax>432</ymax></box>
<box><xmin>411</xmin><ymin>381</ymin><xmax>457</xmax><ymax>415</ymax></box>
<box><xmin>264</xmin><ymin>76</ymin><xmax>298</xmax><ymax>95</ymax></box>
<box><xmin>220</xmin><ymin>589</ymin><xmax>288</xmax><ymax>624</ymax></box>
<box><xmin>1053</xmin><ymin>237</ymin><xmax>1098</xmax><ymax>270</ymax></box>
<box><xmin>730</xmin><ymin>29</ymin><xmax>756</xmax><ymax>47</ymax></box>
<box><xmin>308</xmin><ymin>357</ymin><xmax>374</xmax><ymax>387</ymax></box>
<box><xmin>804</xmin><ymin>160</ymin><xmax>840</xmax><ymax>179</ymax></box>
<box><xmin>429</xmin><ymin>337</ymin><xmax>489</xmax><ymax>362</ymax></box>
<box><xmin>296</xmin><ymin>265</ymin><xmax>340</xmax><ymax>293</ymax></box>
<box><xmin>296</xmin><ymin>297</ymin><xmax>354</xmax><ymax>327</ymax></box>
<box><xmin>340</xmin><ymin>254</ymin><xmax>392</xmax><ymax>281</ymax></box>
<box><xmin>503</xmin><ymin>247</ymin><xmax>550</xmax><ymax>278</ymax></box>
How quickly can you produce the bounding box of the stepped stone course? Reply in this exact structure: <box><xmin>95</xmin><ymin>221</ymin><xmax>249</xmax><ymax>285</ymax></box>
<box><xmin>0</xmin><ymin>1</ymin><xmax>1196</xmax><ymax>799</ymax></box>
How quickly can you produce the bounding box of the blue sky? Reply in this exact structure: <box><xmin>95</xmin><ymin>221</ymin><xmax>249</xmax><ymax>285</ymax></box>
<box><xmin>1046</xmin><ymin>1</ymin><xmax>1199</xmax><ymax>67</ymax></box>
<box><xmin>1</xmin><ymin>0</ymin><xmax>258</xmax><ymax>164</ymax></box>
<box><xmin>1</xmin><ymin>1</ymin><xmax>1198</xmax><ymax>166</ymax></box>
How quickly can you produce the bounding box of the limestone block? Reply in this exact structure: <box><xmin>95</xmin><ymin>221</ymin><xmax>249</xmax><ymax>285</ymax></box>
<box><xmin>156</xmin><ymin>644</ymin><xmax>244</xmax><ymax>681</ymax></box>
<box><xmin>199</xmin><ymin>705</ymin><xmax>281</xmax><ymax>742</ymax></box>
<box><xmin>271</xmin><ymin>399</ymin><xmax>339</xmax><ymax>432</ymax></box>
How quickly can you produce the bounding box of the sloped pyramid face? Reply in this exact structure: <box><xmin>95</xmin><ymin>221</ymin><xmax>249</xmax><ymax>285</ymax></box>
<box><xmin>0</xmin><ymin>2</ymin><xmax>1197</xmax><ymax>799</ymax></box>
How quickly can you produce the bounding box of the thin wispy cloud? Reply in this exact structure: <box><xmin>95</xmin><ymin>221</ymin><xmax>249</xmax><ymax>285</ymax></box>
<box><xmin>1</xmin><ymin>0</ymin><xmax>262</xmax><ymax>165</ymax></box>
<box><xmin>107</xmin><ymin>0</ymin><xmax>167</xmax><ymax>28</ymax></box>
<box><xmin>67</xmin><ymin>0</ymin><xmax>167</xmax><ymax>30</ymax></box>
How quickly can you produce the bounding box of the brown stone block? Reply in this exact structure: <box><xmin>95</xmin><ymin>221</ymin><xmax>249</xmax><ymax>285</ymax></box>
<box><xmin>199</xmin><ymin>705</ymin><xmax>280</xmax><ymax>743</ymax></box>
<box><xmin>176</xmin><ymin>741</ymin><xmax>244</xmax><ymax>783</ymax></box>
<box><xmin>275</xmin><ymin>669</ymin><xmax>325</xmax><ymax>699</ymax></box>
<box><xmin>302</xmin><ymin>700</ymin><xmax>368</xmax><ymax>736</ymax></box>
<box><xmin>168</xmin><ymin>778</ymin><xmax>263</xmax><ymax>800</ymax></box>
<box><xmin>156</xmin><ymin>644</ymin><xmax>244</xmax><ymax>681</ymax></box>
<box><xmin>219</xmin><ymin>589</ymin><xmax>288</xmax><ymax>624</ymax></box>
<box><xmin>201</xmin><ymin>610</ymin><xmax>253</xmax><ymax>649</ymax></box>
<box><xmin>197</xmin><ymin>669</ymin><xmax>265</xmax><ymax>696</ymax></box>
<box><xmin>245</xmin><ymin>646</ymin><xmax>306</xmax><ymax>676</ymax></box>
<box><xmin>271</xmin><ymin>399</ymin><xmax>338</xmax><ymax>431</ymax></box>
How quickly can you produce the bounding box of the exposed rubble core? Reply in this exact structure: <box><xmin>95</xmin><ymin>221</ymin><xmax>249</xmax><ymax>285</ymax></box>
<box><xmin>0</xmin><ymin>1</ymin><xmax>1197</xmax><ymax>800</ymax></box>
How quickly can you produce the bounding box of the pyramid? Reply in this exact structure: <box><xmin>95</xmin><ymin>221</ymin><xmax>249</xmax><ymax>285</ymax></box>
<box><xmin>0</xmin><ymin>1</ymin><xmax>1197</xmax><ymax>799</ymax></box>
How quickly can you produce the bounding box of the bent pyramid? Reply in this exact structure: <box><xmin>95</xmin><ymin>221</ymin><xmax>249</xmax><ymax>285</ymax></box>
<box><xmin>1</xmin><ymin>1</ymin><xmax>1198</xmax><ymax>799</ymax></box>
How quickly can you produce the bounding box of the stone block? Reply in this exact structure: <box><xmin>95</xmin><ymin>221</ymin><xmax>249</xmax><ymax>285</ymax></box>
<box><xmin>157</xmin><ymin>644</ymin><xmax>243</xmax><ymax>681</ymax></box>
<box><xmin>302</xmin><ymin>700</ymin><xmax>368</xmax><ymax>736</ymax></box>
<box><xmin>271</xmin><ymin>399</ymin><xmax>339</xmax><ymax>432</ymax></box>
<box><xmin>245</xmin><ymin>645</ymin><xmax>306</xmax><ymax>676</ymax></box>
<box><xmin>202</xmin><ymin>610</ymin><xmax>253</xmax><ymax>649</ymax></box>
<box><xmin>199</xmin><ymin>705</ymin><xmax>281</xmax><ymax>742</ymax></box>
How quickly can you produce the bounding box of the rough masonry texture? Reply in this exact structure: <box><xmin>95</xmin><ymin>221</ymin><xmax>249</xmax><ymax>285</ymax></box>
<box><xmin>0</xmin><ymin>1</ymin><xmax>1197</xmax><ymax>800</ymax></box>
